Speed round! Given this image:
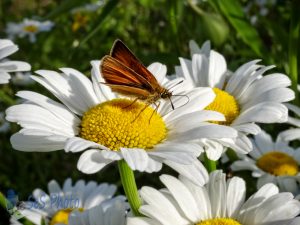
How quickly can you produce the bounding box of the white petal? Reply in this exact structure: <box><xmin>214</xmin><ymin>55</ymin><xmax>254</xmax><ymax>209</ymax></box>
<box><xmin>279</xmin><ymin>128</ymin><xmax>300</xmax><ymax>141</ymax></box>
<box><xmin>127</xmin><ymin>217</ymin><xmax>161</xmax><ymax>225</ymax></box>
<box><xmin>121</xmin><ymin>148</ymin><xmax>149</xmax><ymax>172</ymax></box>
<box><xmin>6</xmin><ymin>104</ymin><xmax>75</xmax><ymax>137</ymax></box>
<box><xmin>232</xmin><ymin>102</ymin><xmax>288</xmax><ymax>125</ymax></box>
<box><xmin>208</xmin><ymin>171</ymin><xmax>227</xmax><ymax>218</ymax></box>
<box><xmin>147</xmin><ymin>62</ymin><xmax>167</xmax><ymax>84</ymax></box>
<box><xmin>165</xmin><ymin>160</ymin><xmax>208</xmax><ymax>186</ymax></box>
<box><xmin>253</xmin><ymin>130</ymin><xmax>274</xmax><ymax>152</ymax></box>
<box><xmin>65</xmin><ymin>137</ymin><xmax>108</xmax><ymax>153</ymax></box>
<box><xmin>16</xmin><ymin>91</ymin><xmax>80</xmax><ymax>132</ymax></box>
<box><xmin>232</xmin><ymin>123</ymin><xmax>261</xmax><ymax>135</ymax></box>
<box><xmin>90</xmin><ymin>60</ymin><xmax>116</xmax><ymax>102</ymax></box>
<box><xmin>169</xmin><ymin>124</ymin><xmax>237</xmax><ymax>142</ymax></box>
<box><xmin>226</xmin><ymin>177</ymin><xmax>246</xmax><ymax>218</ymax></box>
<box><xmin>48</xmin><ymin>180</ymin><xmax>62</xmax><ymax>195</ymax></box>
<box><xmin>140</xmin><ymin>186</ymin><xmax>189</xmax><ymax>224</ymax></box>
<box><xmin>10</xmin><ymin>132</ymin><xmax>67</xmax><ymax>151</ymax></box>
<box><xmin>0</xmin><ymin>71</ymin><xmax>10</xmax><ymax>84</ymax></box>
<box><xmin>77</xmin><ymin>150</ymin><xmax>112</xmax><ymax>174</ymax></box>
<box><xmin>207</xmin><ymin>50</ymin><xmax>227</xmax><ymax>89</ymax></box>
<box><xmin>159</xmin><ymin>174</ymin><xmax>200</xmax><ymax>222</ymax></box>
<box><xmin>0</xmin><ymin>60</ymin><xmax>31</xmax><ymax>72</ymax></box>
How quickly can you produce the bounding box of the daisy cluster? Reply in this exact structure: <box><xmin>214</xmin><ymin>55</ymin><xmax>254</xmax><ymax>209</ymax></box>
<box><xmin>2</xmin><ymin>37</ymin><xmax>300</xmax><ymax>225</ymax></box>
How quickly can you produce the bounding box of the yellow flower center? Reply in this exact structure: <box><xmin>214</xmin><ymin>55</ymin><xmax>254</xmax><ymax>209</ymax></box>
<box><xmin>80</xmin><ymin>99</ymin><xmax>167</xmax><ymax>150</ymax></box>
<box><xmin>205</xmin><ymin>88</ymin><xmax>240</xmax><ymax>125</ymax></box>
<box><xmin>50</xmin><ymin>208</ymin><xmax>83</xmax><ymax>225</ymax></box>
<box><xmin>23</xmin><ymin>25</ymin><xmax>38</xmax><ymax>33</ymax></box>
<box><xmin>196</xmin><ymin>218</ymin><xmax>242</xmax><ymax>225</ymax></box>
<box><xmin>256</xmin><ymin>151</ymin><xmax>299</xmax><ymax>176</ymax></box>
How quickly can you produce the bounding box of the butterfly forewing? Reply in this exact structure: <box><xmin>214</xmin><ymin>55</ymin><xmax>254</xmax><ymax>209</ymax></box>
<box><xmin>110</xmin><ymin>40</ymin><xmax>161</xmax><ymax>89</ymax></box>
<box><xmin>101</xmin><ymin>55</ymin><xmax>154</xmax><ymax>96</ymax></box>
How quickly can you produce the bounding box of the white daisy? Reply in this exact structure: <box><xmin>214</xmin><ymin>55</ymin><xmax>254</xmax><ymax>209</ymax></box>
<box><xmin>127</xmin><ymin>170</ymin><xmax>300</xmax><ymax>225</ymax></box>
<box><xmin>6</xmin><ymin>19</ymin><xmax>54</xmax><ymax>43</ymax></box>
<box><xmin>0</xmin><ymin>112</ymin><xmax>10</xmax><ymax>133</ymax></box>
<box><xmin>6</xmin><ymin>61</ymin><xmax>237</xmax><ymax>186</ymax></box>
<box><xmin>68</xmin><ymin>198</ymin><xmax>127</xmax><ymax>225</ymax></box>
<box><xmin>279</xmin><ymin>102</ymin><xmax>300</xmax><ymax>141</ymax></box>
<box><xmin>231</xmin><ymin>130</ymin><xmax>300</xmax><ymax>194</ymax></box>
<box><xmin>0</xmin><ymin>39</ymin><xmax>31</xmax><ymax>84</ymax></box>
<box><xmin>18</xmin><ymin>178</ymin><xmax>125</xmax><ymax>225</ymax></box>
<box><xmin>175</xmin><ymin>40</ymin><xmax>294</xmax><ymax>160</ymax></box>
<box><xmin>11</xmin><ymin>71</ymin><xmax>35</xmax><ymax>86</ymax></box>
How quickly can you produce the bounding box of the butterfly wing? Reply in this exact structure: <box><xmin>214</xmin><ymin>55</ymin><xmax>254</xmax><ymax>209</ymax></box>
<box><xmin>110</xmin><ymin>40</ymin><xmax>161</xmax><ymax>89</ymax></box>
<box><xmin>100</xmin><ymin>55</ymin><xmax>154</xmax><ymax>97</ymax></box>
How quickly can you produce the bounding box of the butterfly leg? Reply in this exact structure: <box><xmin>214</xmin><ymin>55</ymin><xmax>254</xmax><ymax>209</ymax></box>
<box><xmin>122</xmin><ymin>97</ymin><xmax>140</xmax><ymax>109</ymax></box>
<box><xmin>148</xmin><ymin>101</ymin><xmax>161</xmax><ymax>124</ymax></box>
<box><xmin>131</xmin><ymin>102</ymin><xmax>151</xmax><ymax>123</ymax></box>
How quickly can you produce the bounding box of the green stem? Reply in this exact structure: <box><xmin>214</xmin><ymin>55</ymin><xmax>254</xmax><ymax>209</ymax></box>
<box><xmin>118</xmin><ymin>160</ymin><xmax>141</xmax><ymax>216</ymax></box>
<box><xmin>226</xmin><ymin>149</ymin><xmax>238</xmax><ymax>162</ymax></box>
<box><xmin>204</xmin><ymin>153</ymin><xmax>217</xmax><ymax>173</ymax></box>
<box><xmin>288</xmin><ymin>0</ymin><xmax>300</xmax><ymax>105</ymax></box>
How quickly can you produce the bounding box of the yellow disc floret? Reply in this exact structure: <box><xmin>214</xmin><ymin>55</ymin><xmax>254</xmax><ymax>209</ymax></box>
<box><xmin>256</xmin><ymin>151</ymin><xmax>299</xmax><ymax>176</ymax></box>
<box><xmin>23</xmin><ymin>25</ymin><xmax>38</xmax><ymax>33</ymax></box>
<box><xmin>50</xmin><ymin>208</ymin><xmax>83</xmax><ymax>225</ymax></box>
<box><xmin>205</xmin><ymin>88</ymin><xmax>240</xmax><ymax>125</ymax></box>
<box><xmin>196</xmin><ymin>218</ymin><xmax>242</xmax><ymax>225</ymax></box>
<box><xmin>80</xmin><ymin>99</ymin><xmax>167</xmax><ymax>151</ymax></box>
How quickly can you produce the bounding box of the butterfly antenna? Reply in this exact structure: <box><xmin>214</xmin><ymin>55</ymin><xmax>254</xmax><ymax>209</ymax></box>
<box><xmin>168</xmin><ymin>79</ymin><xmax>184</xmax><ymax>91</ymax></box>
<box><xmin>171</xmin><ymin>94</ymin><xmax>190</xmax><ymax>108</ymax></box>
<box><xmin>168</xmin><ymin>96</ymin><xmax>175</xmax><ymax>110</ymax></box>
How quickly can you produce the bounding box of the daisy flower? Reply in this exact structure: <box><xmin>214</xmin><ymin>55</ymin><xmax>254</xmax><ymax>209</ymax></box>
<box><xmin>127</xmin><ymin>170</ymin><xmax>300</xmax><ymax>225</ymax></box>
<box><xmin>6</xmin><ymin>61</ymin><xmax>237</xmax><ymax>186</ymax></box>
<box><xmin>0</xmin><ymin>112</ymin><xmax>10</xmax><ymax>133</ymax></box>
<box><xmin>0</xmin><ymin>39</ymin><xmax>31</xmax><ymax>84</ymax></box>
<box><xmin>279</xmin><ymin>102</ymin><xmax>300</xmax><ymax>141</ymax></box>
<box><xmin>18</xmin><ymin>178</ymin><xmax>125</xmax><ymax>225</ymax></box>
<box><xmin>11</xmin><ymin>71</ymin><xmax>35</xmax><ymax>86</ymax></box>
<box><xmin>231</xmin><ymin>130</ymin><xmax>300</xmax><ymax>193</ymax></box>
<box><xmin>6</xmin><ymin>19</ymin><xmax>54</xmax><ymax>43</ymax></box>
<box><xmin>68</xmin><ymin>198</ymin><xmax>127</xmax><ymax>225</ymax></box>
<box><xmin>175</xmin><ymin>40</ymin><xmax>294</xmax><ymax>160</ymax></box>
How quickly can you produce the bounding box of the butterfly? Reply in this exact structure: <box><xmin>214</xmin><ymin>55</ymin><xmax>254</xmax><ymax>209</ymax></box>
<box><xmin>100</xmin><ymin>40</ymin><xmax>183</xmax><ymax>120</ymax></box>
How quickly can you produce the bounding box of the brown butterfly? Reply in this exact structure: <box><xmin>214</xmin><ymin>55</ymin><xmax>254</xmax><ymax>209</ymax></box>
<box><xmin>100</xmin><ymin>40</ymin><xmax>181</xmax><ymax>120</ymax></box>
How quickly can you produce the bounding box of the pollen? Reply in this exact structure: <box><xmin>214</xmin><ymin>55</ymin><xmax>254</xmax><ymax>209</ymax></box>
<box><xmin>196</xmin><ymin>218</ymin><xmax>242</xmax><ymax>225</ymax></box>
<box><xmin>23</xmin><ymin>25</ymin><xmax>38</xmax><ymax>33</ymax></box>
<box><xmin>50</xmin><ymin>208</ymin><xmax>84</xmax><ymax>225</ymax></box>
<box><xmin>80</xmin><ymin>99</ymin><xmax>167</xmax><ymax>151</ymax></box>
<box><xmin>256</xmin><ymin>151</ymin><xmax>299</xmax><ymax>176</ymax></box>
<box><xmin>205</xmin><ymin>88</ymin><xmax>240</xmax><ymax>125</ymax></box>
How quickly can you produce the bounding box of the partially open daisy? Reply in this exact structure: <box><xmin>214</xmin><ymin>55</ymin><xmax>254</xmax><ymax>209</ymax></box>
<box><xmin>18</xmin><ymin>178</ymin><xmax>125</xmax><ymax>225</ymax></box>
<box><xmin>127</xmin><ymin>170</ymin><xmax>300</xmax><ymax>225</ymax></box>
<box><xmin>0</xmin><ymin>39</ymin><xmax>31</xmax><ymax>84</ymax></box>
<box><xmin>6</xmin><ymin>61</ymin><xmax>237</xmax><ymax>186</ymax></box>
<box><xmin>68</xmin><ymin>198</ymin><xmax>127</xmax><ymax>225</ymax></box>
<box><xmin>232</xmin><ymin>130</ymin><xmax>300</xmax><ymax>193</ymax></box>
<box><xmin>175</xmin><ymin>40</ymin><xmax>294</xmax><ymax>160</ymax></box>
<box><xmin>6</xmin><ymin>19</ymin><xmax>54</xmax><ymax>43</ymax></box>
<box><xmin>279</xmin><ymin>102</ymin><xmax>300</xmax><ymax>141</ymax></box>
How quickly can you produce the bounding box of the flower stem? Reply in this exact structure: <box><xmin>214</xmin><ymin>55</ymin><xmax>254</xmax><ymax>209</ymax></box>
<box><xmin>118</xmin><ymin>160</ymin><xmax>141</xmax><ymax>216</ymax></box>
<box><xmin>288</xmin><ymin>0</ymin><xmax>300</xmax><ymax>105</ymax></box>
<box><xmin>204</xmin><ymin>153</ymin><xmax>217</xmax><ymax>173</ymax></box>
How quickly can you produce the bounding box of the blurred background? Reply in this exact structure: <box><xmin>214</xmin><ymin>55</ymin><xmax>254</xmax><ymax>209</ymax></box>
<box><xmin>0</xmin><ymin>0</ymin><xmax>297</xmax><ymax>223</ymax></box>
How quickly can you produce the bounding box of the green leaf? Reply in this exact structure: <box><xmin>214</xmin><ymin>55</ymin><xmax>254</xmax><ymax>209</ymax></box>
<box><xmin>45</xmin><ymin>0</ymin><xmax>83</xmax><ymax>19</ymax></box>
<box><xmin>79</xmin><ymin>0</ymin><xmax>120</xmax><ymax>46</ymax></box>
<box><xmin>201</xmin><ymin>12</ymin><xmax>229</xmax><ymax>47</ymax></box>
<box><xmin>216</xmin><ymin>0</ymin><xmax>265</xmax><ymax>56</ymax></box>
<box><xmin>0</xmin><ymin>192</ymin><xmax>7</xmax><ymax>209</ymax></box>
